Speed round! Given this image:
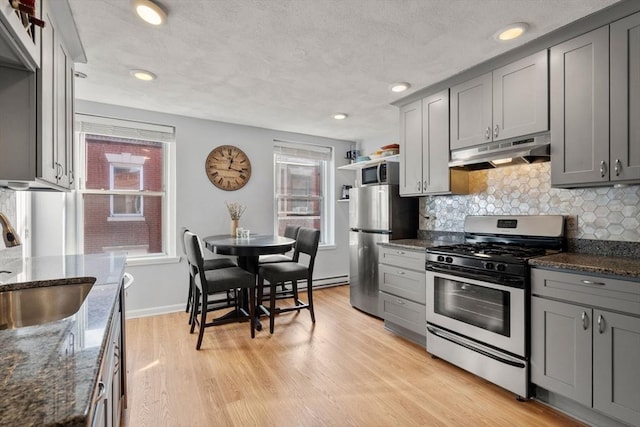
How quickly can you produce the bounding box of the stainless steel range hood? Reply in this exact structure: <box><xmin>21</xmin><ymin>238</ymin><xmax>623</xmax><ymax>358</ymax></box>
<box><xmin>449</xmin><ymin>133</ymin><xmax>550</xmax><ymax>171</ymax></box>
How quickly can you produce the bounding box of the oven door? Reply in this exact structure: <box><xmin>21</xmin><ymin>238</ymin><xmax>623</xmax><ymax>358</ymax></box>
<box><xmin>426</xmin><ymin>269</ymin><xmax>525</xmax><ymax>357</ymax></box>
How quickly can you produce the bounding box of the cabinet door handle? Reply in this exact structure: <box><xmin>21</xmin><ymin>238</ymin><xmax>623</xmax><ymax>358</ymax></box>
<box><xmin>494</xmin><ymin>124</ymin><xmax>499</xmax><ymax>138</ymax></box>
<box><xmin>397</xmin><ymin>271</ymin><xmax>405</xmax><ymax>275</ymax></box>
<box><xmin>614</xmin><ymin>159</ymin><xmax>622</xmax><ymax>176</ymax></box>
<box><xmin>396</xmin><ymin>299</ymin><xmax>405</xmax><ymax>305</ymax></box>
<box><xmin>581</xmin><ymin>312</ymin><xmax>588</xmax><ymax>330</ymax></box>
<box><xmin>597</xmin><ymin>314</ymin><xmax>605</xmax><ymax>334</ymax></box>
<box><xmin>581</xmin><ymin>279</ymin><xmax>605</xmax><ymax>286</ymax></box>
<box><xmin>396</xmin><ymin>251</ymin><xmax>405</xmax><ymax>255</ymax></box>
<box><xmin>423</xmin><ymin>181</ymin><xmax>427</xmax><ymax>192</ymax></box>
<box><xmin>69</xmin><ymin>170</ymin><xmax>74</xmax><ymax>185</ymax></box>
<box><xmin>600</xmin><ymin>161</ymin><xmax>607</xmax><ymax>178</ymax></box>
<box><xmin>485</xmin><ymin>126</ymin><xmax>491</xmax><ymax>140</ymax></box>
<box><xmin>416</xmin><ymin>181</ymin><xmax>421</xmax><ymax>192</ymax></box>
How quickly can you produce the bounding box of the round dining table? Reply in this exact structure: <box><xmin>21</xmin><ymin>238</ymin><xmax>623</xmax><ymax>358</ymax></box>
<box><xmin>203</xmin><ymin>234</ymin><xmax>295</xmax><ymax>331</ymax></box>
<box><xmin>202</xmin><ymin>234</ymin><xmax>295</xmax><ymax>274</ymax></box>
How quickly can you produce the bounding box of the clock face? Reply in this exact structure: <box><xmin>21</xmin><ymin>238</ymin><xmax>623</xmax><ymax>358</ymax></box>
<box><xmin>205</xmin><ymin>145</ymin><xmax>252</xmax><ymax>191</ymax></box>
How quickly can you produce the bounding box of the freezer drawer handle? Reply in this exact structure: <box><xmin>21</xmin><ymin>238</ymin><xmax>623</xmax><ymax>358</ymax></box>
<box><xmin>581</xmin><ymin>279</ymin><xmax>605</xmax><ymax>286</ymax></box>
<box><xmin>426</xmin><ymin>325</ymin><xmax>525</xmax><ymax>369</ymax></box>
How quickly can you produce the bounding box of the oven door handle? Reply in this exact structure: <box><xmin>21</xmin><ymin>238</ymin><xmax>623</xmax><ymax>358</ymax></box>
<box><xmin>426</xmin><ymin>325</ymin><xmax>526</xmax><ymax>369</ymax></box>
<box><xmin>426</xmin><ymin>264</ymin><xmax>524</xmax><ymax>288</ymax></box>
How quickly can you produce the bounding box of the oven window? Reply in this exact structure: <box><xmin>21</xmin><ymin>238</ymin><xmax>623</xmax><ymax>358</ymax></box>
<box><xmin>434</xmin><ymin>278</ymin><xmax>511</xmax><ymax>336</ymax></box>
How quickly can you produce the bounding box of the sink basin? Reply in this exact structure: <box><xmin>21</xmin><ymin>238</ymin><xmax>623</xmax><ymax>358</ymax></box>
<box><xmin>0</xmin><ymin>281</ymin><xmax>95</xmax><ymax>330</ymax></box>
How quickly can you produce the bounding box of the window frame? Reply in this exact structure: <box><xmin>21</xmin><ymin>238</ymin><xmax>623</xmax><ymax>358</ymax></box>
<box><xmin>272</xmin><ymin>141</ymin><xmax>335</xmax><ymax>246</ymax></box>
<box><xmin>73</xmin><ymin>114</ymin><xmax>177</xmax><ymax>264</ymax></box>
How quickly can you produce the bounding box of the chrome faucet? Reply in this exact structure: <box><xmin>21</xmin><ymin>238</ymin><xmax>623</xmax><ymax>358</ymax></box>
<box><xmin>0</xmin><ymin>212</ymin><xmax>21</xmax><ymax>247</ymax></box>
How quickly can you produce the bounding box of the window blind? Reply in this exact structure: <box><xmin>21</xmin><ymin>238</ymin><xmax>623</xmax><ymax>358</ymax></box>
<box><xmin>273</xmin><ymin>140</ymin><xmax>332</xmax><ymax>161</ymax></box>
<box><xmin>76</xmin><ymin>114</ymin><xmax>175</xmax><ymax>143</ymax></box>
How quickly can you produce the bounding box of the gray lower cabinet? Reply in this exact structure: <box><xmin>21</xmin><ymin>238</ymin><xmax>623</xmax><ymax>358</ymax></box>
<box><xmin>378</xmin><ymin>246</ymin><xmax>426</xmax><ymax>345</ymax></box>
<box><xmin>91</xmin><ymin>287</ymin><xmax>126</xmax><ymax>427</ymax></box>
<box><xmin>531</xmin><ymin>268</ymin><xmax>640</xmax><ymax>426</ymax></box>
<box><xmin>551</xmin><ymin>11</ymin><xmax>640</xmax><ymax>188</ymax></box>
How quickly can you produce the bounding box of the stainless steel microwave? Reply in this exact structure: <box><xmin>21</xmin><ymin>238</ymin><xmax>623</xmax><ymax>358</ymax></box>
<box><xmin>359</xmin><ymin>161</ymin><xmax>399</xmax><ymax>186</ymax></box>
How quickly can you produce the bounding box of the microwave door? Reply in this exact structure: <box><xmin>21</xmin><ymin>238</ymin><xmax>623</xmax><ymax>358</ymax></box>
<box><xmin>349</xmin><ymin>186</ymin><xmax>390</xmax><ymax>232</ymax></box>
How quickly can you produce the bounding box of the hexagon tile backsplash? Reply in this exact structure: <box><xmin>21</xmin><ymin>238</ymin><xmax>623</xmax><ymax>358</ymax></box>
<box><xmin>420</xmin><ymin>163</ymin><xmax>640</xmax><ymax>242</ymax></box>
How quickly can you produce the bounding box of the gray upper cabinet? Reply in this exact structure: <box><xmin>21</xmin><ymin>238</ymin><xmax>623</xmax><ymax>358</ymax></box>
<box><xmin>552</xmin><ymin>12</ymin><xmax>640</xmax><ymax>188</ymax></box>
<box><xmin>399</xmin><ymin>99</ymin><xmax>423</xmax><ymax>195</ymax></box>
<box><xmin>0</xmin><ymin>0</ymin><xmax>41</xmax><ymax>70</ymax></box>
<box><xmin>611</xmin><ymin>12</ymin><xmax>640</xmax><ymax>183</ymax></box>
<box><xmin>451</xmin><ymin>50</ymin><xmax>548</xmax><ymax>151</ymax></box>
<box><xmin>450</xmin><ymin>73</ymin><xmax>492</xmax><ymax>150</ymax></box>
<box><xmin>400</xmin><ymin>90</ymin><xmax>467</xmax><ymax>196</ymax></box>
<box><xmin>550</xmin><ymin>27</ymin><xmax>610</xmax><ymax>187</ymax></box>
<box><xmin>0</xmin><ymin>0</ymin><xmax>77</xmax><ymax>190</ymax></box>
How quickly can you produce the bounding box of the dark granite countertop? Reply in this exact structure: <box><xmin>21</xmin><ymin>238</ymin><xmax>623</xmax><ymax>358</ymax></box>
<box><xmin>0</xmin><ymin>254</ymin><xmax>126</xmax><ymax>427</ymax></box>
<box><xmin>530</xmin><ymin>253</ymin><xmax>640</xmax><ymax>280</ymax></box>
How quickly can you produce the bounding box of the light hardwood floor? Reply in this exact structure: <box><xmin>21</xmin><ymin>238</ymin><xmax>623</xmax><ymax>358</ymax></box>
<box><xmin>123</xmin><ymin>285</ymin><xmax>583</xmax><ymax>427</ymax></box>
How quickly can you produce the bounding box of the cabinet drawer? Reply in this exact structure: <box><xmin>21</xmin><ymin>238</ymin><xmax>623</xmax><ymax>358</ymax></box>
<box><xmin>531</xmin><ymin>268</ymin><xmax>640</xmax><ymax>315</ymax></box>
<box><xmin>379</xmin><ymin>246</ymin><xmax>424</xmax><ymax>271</ymax></box>
<box><xmin>379</xmin><ymin>264</ymin><xmax>426</xmax><ymax>304</ymax></box>
<box><xmin>379</xmin><ymin>292</ymin><xmax>426</xmax><ymax>336</ymax></box>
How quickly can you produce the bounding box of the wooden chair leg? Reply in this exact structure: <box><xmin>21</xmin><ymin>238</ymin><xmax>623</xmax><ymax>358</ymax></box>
<box><xmin>269</xmin><ymin>281</ymin><xmax>277</xmax><ymax>334</ymax></box>
<box><xmin>307</xmin><ymin>278</ymin><xmax>315</xmax><ymax>323</ymax></box>
<box><xmin>292</xmin><ymin>280</ymin><xmax>299</xmax><ymax>305</ymax></box>
<box><xmin>196</xmin><ymin>292</ymin><xmax>207</xmax><ymax>350</ymax></box>
<box><xmin>186</xmin><ymin>274</ymin><xmax>193</xmax><ymax>314</ymax></box>
<box><xmin>189</xmin><ymin>287</ymin><xmax>199</xmax><ymax>333</ymax></box>
<box><xmin>249</xmin><ymin>286</ymin><xmax>256</xmax><ymax>338</ymax></box>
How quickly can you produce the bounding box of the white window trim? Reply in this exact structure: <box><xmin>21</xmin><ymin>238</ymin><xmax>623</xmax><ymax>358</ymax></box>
<box><xmin>73</xmin><ymin>115</ymin><xmax>177</xmax><ymax>263</ymax></box>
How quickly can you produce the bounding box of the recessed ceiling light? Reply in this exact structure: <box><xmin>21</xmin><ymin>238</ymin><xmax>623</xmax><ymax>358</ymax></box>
<box><xmin>494</xmin><ymin>23</ymin><xmax>529</xmax><ymax>41</ymax></box>
<box><xmin>130</xmin><ymin>69</ymin><xmax>157</xmax><ymax>81</ymax></box>
<box><xmin>333</xmin><ymin>113</ymin><xmax>348</xmax><ymax>120</ymax></box>
<box><xmin>390</xmin><ymin>82</ymin><xmax>411</xmax><ymax>93</ymax></box>
<box><xmin>131</xmin><ymin>0</ymin><xmax>167</xmax><ymax>26</ymax></box>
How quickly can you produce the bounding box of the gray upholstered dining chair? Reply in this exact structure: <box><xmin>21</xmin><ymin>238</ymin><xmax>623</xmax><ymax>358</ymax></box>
<box><xmin>183</xmin><ymin>230</ymin><xmax>256</xmax><ymax>349</ymax></box>
<box><xmin>180</xmin><ymin>227</ymin><xmax>236</xmax><ymax>322</ymax></box>
<box><xmin>256</xmin><ymin>227</ymin><xmax>320</xmax><ymax>334</ymax></box>
<box><xmin>257</xmin><ymin>225</ymin><xmax>300</xmax><ymax>264</ymax></box>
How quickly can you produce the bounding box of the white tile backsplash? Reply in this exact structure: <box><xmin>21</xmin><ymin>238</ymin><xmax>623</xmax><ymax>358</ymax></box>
<box><xmin>420</xmin><ymin>163</ymin><xmax>640</xmax><ymax>241</ymax></box>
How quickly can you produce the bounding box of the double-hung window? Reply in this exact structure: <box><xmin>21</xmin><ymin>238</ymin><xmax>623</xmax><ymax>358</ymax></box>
<box><xmin>273</xmin><ymin>141</ymin><xmax>334</xmax><ymax>245</ymax></box>
<box><xmin>76</xmin><ymin>114</ymin><xmax>175</xmax><ymax>260</ymax></box>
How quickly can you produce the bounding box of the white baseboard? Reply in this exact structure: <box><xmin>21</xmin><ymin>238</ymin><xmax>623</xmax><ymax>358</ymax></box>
<box><xmin>126</xmin><ymin>303</ymin><xmax>185</xmax><ymax>319</ymax></box>
<box><xmin>124</xmin><ymin>274</ymin><xmax>349</xmax><ymax>319</ymax></box>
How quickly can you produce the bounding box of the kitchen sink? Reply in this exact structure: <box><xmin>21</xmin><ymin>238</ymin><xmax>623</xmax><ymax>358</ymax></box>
<box><xmin>0</xmin><ymin>280</ymin><xmax>95</xmax><ymax>330</ymax></box>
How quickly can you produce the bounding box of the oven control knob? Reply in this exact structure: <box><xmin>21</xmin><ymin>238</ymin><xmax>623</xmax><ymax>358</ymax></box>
<box><xmin>445</xmin><ymin>256</ymin><xmax>453</xmax><ymax>263</ymax></box>
<box><xmin>496</xmin><ymin>264</ymin><xmax>506</xmax><ymax>272</ymax></box>
<box><xmin>485</xmin><ymin>262</ymin><xmax>494</xmax><ymax>270</ymax></box>
<box><xmin>437</xmin><ymin>255</ymin><xmax>445</xmax><ymax>262</ymax></box>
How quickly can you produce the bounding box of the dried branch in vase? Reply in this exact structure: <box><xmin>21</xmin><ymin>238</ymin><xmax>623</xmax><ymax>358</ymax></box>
<box><xmin>225</xmin><ymin>201</ymin><xmax>246</xmax><ymax>220</ymax></box>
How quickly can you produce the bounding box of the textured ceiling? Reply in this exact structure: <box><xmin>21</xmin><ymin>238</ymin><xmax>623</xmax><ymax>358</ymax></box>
<box><xmin>68</xmin><ymin>0</ymin><xmax>620</xmax><ymax>143</ymax></box>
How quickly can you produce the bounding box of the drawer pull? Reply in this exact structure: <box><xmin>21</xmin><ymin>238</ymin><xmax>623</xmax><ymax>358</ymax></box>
<box><xmin>397</xmin><ymin>271</ymin><xmax>405</xmax><ymax>275</ymax></box>
<box><xmin>581</xmin><ymin>280</ymin><xmax>605</xmax><ymax>286</ymax></box>
<box><xmin>396</xmin><ymin>299</ymin><xmax>405</xmax><ymax>305</ymax></box>
<box><xmin>581</xmin><ymin>312</ymin><xmax>588</xmax><ymax>330</ymax></box>
<box><xmin>396</xmin><ymin>251</ymin><xmax>405</xmax><ymax>255</ymax></box>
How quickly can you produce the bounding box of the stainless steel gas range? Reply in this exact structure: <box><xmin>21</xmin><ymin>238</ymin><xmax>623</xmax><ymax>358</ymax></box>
<box><xmin>425</xmin><ymin>215</ymin><xmax>565</xmax><ymax>399</ymax></box>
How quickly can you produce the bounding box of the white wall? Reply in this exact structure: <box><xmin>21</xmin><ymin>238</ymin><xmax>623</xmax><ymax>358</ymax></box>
<box><xmin>75</xmin><ymin>101</ymin><xmax>354</xmax><ymax>317</ymax></box>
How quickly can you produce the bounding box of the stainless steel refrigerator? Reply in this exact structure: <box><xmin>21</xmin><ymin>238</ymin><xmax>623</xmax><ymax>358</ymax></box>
<box><xmin>349</xmin><ymin>184</ymin><xmax>417</xmax><ymax>317</ymax></box>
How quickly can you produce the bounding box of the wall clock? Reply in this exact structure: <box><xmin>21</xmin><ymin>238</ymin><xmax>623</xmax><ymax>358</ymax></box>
<box><xmin>205</xmin><ymin>145</ymin><xmax>252</xmax><ymax>191</ymax></box>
